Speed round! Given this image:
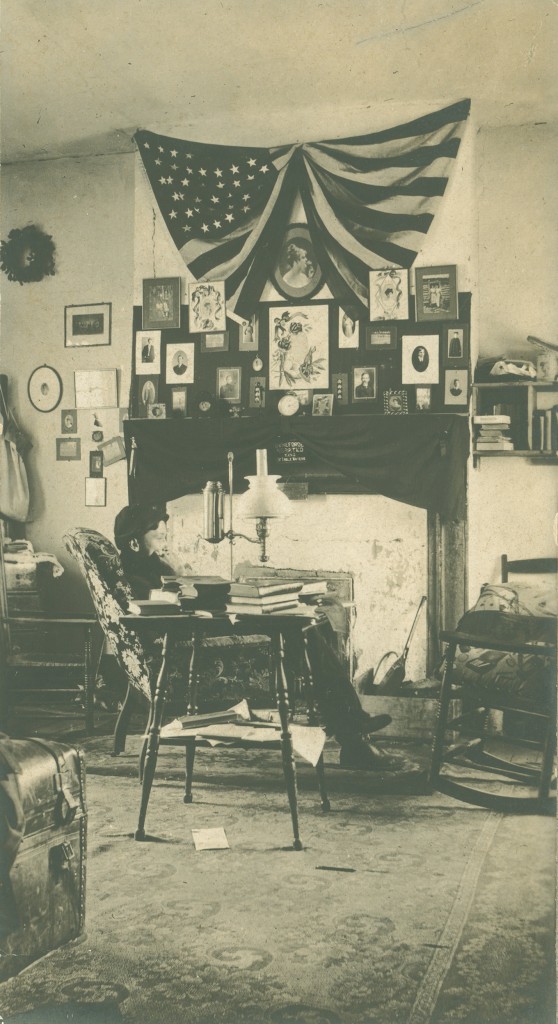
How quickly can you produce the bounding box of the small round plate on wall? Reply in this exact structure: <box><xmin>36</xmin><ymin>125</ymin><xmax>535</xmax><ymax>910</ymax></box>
<box><xmin>28</xmin><ymin>364</ymin><xmax>63</xmax><ymax>413</ymax></box>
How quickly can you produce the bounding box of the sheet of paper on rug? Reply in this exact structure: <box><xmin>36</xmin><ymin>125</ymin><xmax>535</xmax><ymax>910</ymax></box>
<box><xmin>192</xmin><ymin>827</ymin><xmax>229</xmax><ymax>851</ymax></box>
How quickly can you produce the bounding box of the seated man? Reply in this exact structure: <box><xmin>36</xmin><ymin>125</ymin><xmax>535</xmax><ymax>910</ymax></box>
<box><xmin>114</xmin><ymin>503</ymin><xmax>412</xmax><ymax>772</ymax></box>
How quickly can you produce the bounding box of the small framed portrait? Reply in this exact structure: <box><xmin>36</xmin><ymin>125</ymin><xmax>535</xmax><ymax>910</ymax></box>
<box><xmin>249</xmin><ymin>376</ymin><xmax>266</xmax><ymax>409</ymax></box>
<box><xmin>61</xmin><ymin>409</ymin><xmax>77</xmax><ymax>434</ymax></box>
<box><xmin>170</xmin><ymin>388</ymin><xmax>187</xmax><ymax>417</ymax></box>
<box><xmin>89</xmin><ymin>450</ymin><xmax>104</xmax><ymax>477</ymax></box>
<box><xmin>147</xmin><ymin>402</ymin><xmax>167</xmax><ymax>419</ymax></box>
<box><xmin>56</xmin><ymin>437</ymin><xmax>81</xmax><ymax>461</ymax></box>
<box><xmin>217</xmin><ymin>367</ymin><xmax>241</xmax><ymax>402</ymax></box>
<box><xmin>444</xmin><ymin>369</ymin><xmax>469</xmax><ymax>406</ymax></box>
<box><xmin>239</xmin><ymin>316</ymin><xmax>259</xmax><ymax>351</ymax></box>
<box><xmin>188</xmin><ymin>280</ymin><xmax>226</xmax><ymax>333</ymax></box>
<box><xmin>443</xmin><ymin>324</ymin><xmax>469</xmax><ymax>367</ymax></box>
<box><xmin>201</xmin><ymin>331</ymin><xmax>229</xmax><ymax>353</ymax></box>
<box><xmin>85</xmin><ymin>477</ymin><xmax>107</xmax><ymax>508</ymax></box>
<box><xmin>352</xmin><ymin>367</ymin><xmax>377</xmax><ymax>401</ymax></box>
<box><xmin>415</xmin><ymin>265</ymin><xmax>458</xmax><ymax>321</ymax></box>
<box><xmin>98</xmin><ymin>435</ymin><xmax>126</xmax><ymax>466</ymax></box>
<box><xmin>165</xmin><ymin>342</ymin><xmax>195</xmax><ymax>384</ymax></box>
<box><xmin>272</xmin><ymin>224</ymin><xmax>324</xmax><ymax>301</ymax></box>
<box><xmin>142</xmin><ymin>278</ymin><xmax>181</xmax><ymax>330</ymax></box>
<box><xmin>402</xmin><ymin>334</ymin><xmax>440</xmax><ymax>385</ymax></box>
<box><xmin>365</xmin><ymin>324</ymin><xmax>397</xmax><ymax>351</ymax></box>
<box><xmin>338</xmin><ymin>308</ymin><xmax>360</xmax><ymax>349</ymax></box>
<box><xmin>369</xmin><ymin>268</ymin><xmax>409</xmax><ymax>321</ymax></box>
<box><xmin>415</xmin><ymin>386</ymin><xmax>432</xmax><ymax>412</ymax></box>
<box><xmin>135</xmin><ymin>331</ymin><xmax>161</xmax><ymax>375</ymax></box>
<box><xmin>312</xmin><ymin>393</ymin><xmax>334</xmax><ymax>417</ymax></box>
<box><xmin>137</xmin><ymin>377</ymin><xmax>158</xmax><ymax>417</ymax></box>
<box><xmin>65</xmin><ymin>303</ymin><xmax>111</xmax><ymax>348</ymax></box>
<box><xmin>383</xmin><ymin>389</ymin><xmax>409</xmax><ymax>415</ymax></box>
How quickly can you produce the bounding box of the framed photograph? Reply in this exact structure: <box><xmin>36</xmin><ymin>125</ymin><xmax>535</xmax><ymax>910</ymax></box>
<box><xmin>89</xmin><ymin>450</ymin><xmax>104</xmax><ymax>477</ymax></box>
<box><xmin>365</xmin><ymin>324</ymin><xmax>397</xmax><ymax>351</ymax></box>
<box><xmin>415</xmin><ymin>386</ymin><xmax>432</xmax><ymax>412</ymax></box>
<box><xmin>135</xmin><ymin>331</ymin><xmax>161</xmax><ymax>375</ymax></box>
<box><xmin>28</xmin><ymin>365</ymin><xmax>63</xmax><ymax>413</ymax></box>
<box><xmin>61</xmin><ymin>409</ymin><xmax>77</xmax><ymax>434</ymax></box>
<box><xmin>170</xmin><ymin>388</ymin><xmax>187</xmax><ymax>417</ymax></box>
<box><xmin>137</xmin><ymin>377</ymin><xmax>158</xmax><ymax>417</ymax></box>
<box><xmin>201</xmin><ymin>331</ymin><xmax>229</xmax><ymax>353</ymax></box>
<box><xmin>443</xmin><ymin>324</ymin><xmax>469</xmax><ymax>367</ymax></box>
<box><xmin>85</xmin><ymin>477</ymin><xmax>107</xmax><ymax>508</ymax></box>
<box><xmin>444</xmin><ymin>369</ymin><xmax>469</xmax><ymax>406</ymax></box>
<box><xmin>402</xmin><ymin>335</ymin><xmax>440</xmax><ymax>385</ymax></box>
<box><xmin>147</xmin><ymin>402</ymin><xmax>167</xmax><ymax>419</ymax></box>
<box><xmin>239</xmin><ymin>316</ymin><xmax>259</xmax><ymax>351</ymax></box>
<box><xmin>249</xmin><ymin>377</ymin><xmax>266</xmax><ymax>409</ymax></box>
<box><xmin>74</xmin><ymin>369</ymin><xmax>118</xmax><ymax>409</ymax></box>
<box><xmin>369</xmin><ymin>268</ymin><xmax>409</xmax><ymax>321</ymax></box>
<box><xmin>338</xmin><ymin>308</ymin><xmax>360</xmax><ymax>349</ymax></box>
<box><xmin>217</xmin><ymin>367</ymin><xmax>241</xmax><ymax>402</ymax></box>
<box><xmin>65</xmin><ymin>303</ymin><xmax>111</xmax><ymax>348</ymax></box>
<box><xmin>188</xmin><ymin>280</ymin><xmax>226</xmax><ymax>333</ymax></box>
<box><xmin>56</xmin><ymin>437</ymin><xmax>81</xmax><ymax>461</ymax></box>
<box><xmin>352</xmin><ymin>367</ymin><xmax>377</xmax><ymax>402</ymax></box>
<box><xmin>98</xmin><ymin>435</ymin><xmax>126</xmax><ymax>466</ymax></box>
<box><xmin>269</xmin><ymin>304</ymin><xmax>329</xmax><ymax>390</ymax></box>
<box><xmin>165</xmin><ymin>342</ymin><xmax>195</xmax><ymax>384</ymax></box>
<box><xmin>383</xmin><ymin>389</ymin><xmax>409</xmax><ymax>415</ymax></box>
<box><xmin>142</xmin><ymin>278</ymin><xmax>181</xmax><ymax>330</ymax></box>
<box><xmin>415</xmin><ymin>265</ymin><xmax>458</xmax><ymax>321</ymax></box>
<box><xmin>271</xmin><ymin>224</ymin><xmax>324</xmax><ymax>301</ymax></box>
<box><xmin>312</xmin><ymin>393</ymin><xmax>334</xmax><ymax>416</ymax></box>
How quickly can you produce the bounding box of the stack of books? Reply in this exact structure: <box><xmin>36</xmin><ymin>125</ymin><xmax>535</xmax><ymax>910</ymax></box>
<box><xmin>473</xmin><ymin>414</ymin><xmax>514</xmax><ymax>451</ymax></box>
<box><xmin>532</xmin><ymin>407</ymin><xmax>558</xmax><ymax>452</ymax></box>
<box><xmin>226</xmin><ymin>580</ymin><xmax>304</xmax><ymax>615</ymax></box>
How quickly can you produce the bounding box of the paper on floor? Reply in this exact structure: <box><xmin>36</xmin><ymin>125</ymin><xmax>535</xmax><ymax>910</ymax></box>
<box><xmin>192</xmin><ymin>827</ymin><xmax>230</xmax><ymax>851</ymax></box>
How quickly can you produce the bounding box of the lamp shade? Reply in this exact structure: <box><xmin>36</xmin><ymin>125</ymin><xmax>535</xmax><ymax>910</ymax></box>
<box><xmin>235</xmin><ymin>475</ymin><xmax>293</xmax><ymax>520</ymax></box>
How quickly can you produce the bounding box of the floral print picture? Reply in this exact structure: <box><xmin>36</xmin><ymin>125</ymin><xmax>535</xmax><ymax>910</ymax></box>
<box><xmin>268</xmin><ymin>304</ymin><xmax>329</xmax><ymax>390</ymax></box>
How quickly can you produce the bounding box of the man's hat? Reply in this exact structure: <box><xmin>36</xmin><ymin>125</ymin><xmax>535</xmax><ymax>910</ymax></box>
<box><xmin>114</xmin><ymin>504</ymin><xmax>168</xmax><ymax>549</ymax></box>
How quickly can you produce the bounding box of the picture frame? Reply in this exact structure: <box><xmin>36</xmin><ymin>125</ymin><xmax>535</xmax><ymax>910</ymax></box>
<box><xmin>338</xmin><ymin>308</ymin><xmax>360</xmax><ymax>349</ymax></box>
<box><xmin>365</xmin><ymin>324</ymin><xmax>397</xmax><ymax>351</ymax></box>
<box><xmin>217</xmin><ymin>367</ymin><xmax>241</xmax><ymax>403</ymax></box>
<box><xmin>98</xmin><ymin>435</ymin><xmax>126</xmax><ymax>466</ymax></box>
<box><xmin>415</xmin><ymin>265</ymin><xmax>458</xmax><ymax>321</ymax></box>
<box><xmin>201</xmin><ymin>331</ymin><xmax>229</xmax><ymax>353</ymax></box>
<box><xmin>383</xmin><ymin>389</ymin><xmax>409</xmax><ymax>415</ymax></box>
<box><xmin>89</xmin><ymin>450</ymin><xmax>104</xmax><ymax>477</ymax></box>
<box><xmin>135</xmin><ymin>330</ymin><xmax>161</xmax><ymax>375</ymax></box>
<box><xmin>271</xmin><ymin>224</ymin><xmax>324</xmax><ymax>301</ymax></box>
<box><xmin>85</xmin><ymin>477</ymin><xmax>107</xmax><ymax>508</ymax></box>
<box><xmin>239</xmin><ymin>316</ymin><xmax>259</xmax><ymax>351</ymax></box>
<box><xmin>369</xmin><ymin>268</ymin><xmax>409</xmax><ymax>321</ymax></box>
<box><xmin>401</xmin><ymin>334</ymin><xmax>440</xmax><ymax>385</ymax></box>
<box><xmin>415</xmin><ymin>386</ymin><xmax>432</xmax><ymax>412</ymax></box>
<box><xmin>249</xmin><ymin>377</ymin><xmax>266</xmax><ymax>409</ymax></box>
<box><xmin>170</xmin><ymin>388</ymin><xmax>187</xmax><ymax>417</ymax></box>
<box><xmin>147</xmin><ymin>402</ymin><xmax>167</xmax><ymax>419</ymax></box>
<box><xmin>269</xmin><ymin>303</ymin><xmax>329</xmax><ymax>390</ymax></box>
<box><xmin>443</xmin><ymin>369</ymin><xmax>469</xmax><ymax>407</ymax></box>
<box><xmin>165</xmin><ymin>342</ymin><xmax>195</xmax><ymax>384</ymax></box>
<box><xmin>74</xmin><ymin>369</ymin><xmax>118</xmax><ymax>409</ymax></box>
<box><xmin>28</xmin><ymin>365</ymin><xmax>63</xmax><ymax>413</ymax></box>
<box><xmin>352</xmin><ymin>367</ymin><xmax>378</xmax><ymax>402</ymax></box>
<box><xmin>65</xmin><ymin>303</ymin><xmax>111</xmax><ymax>348</ymax></box>
<box><xmin>312</xmin><ymin>393</ymin><xmax>334</xmax><ymax>416</ymax></box>
<box><xmin>188</xmin><ymin>280</ymin><xmax>226</xmax><ymax>333</ymax></box>
<box><xmin>61</xmin><ymin>409</ymin><xmax>77</xmax><ymax>434</ymax></box>
<box><xmin>443</xmin><ymin>324</ymin><xmax>469</xmax><ymax>367</ymax></box>
<box><xmin>142</xmin><ymin>278</ymin><xmax>181</xmax><ymax>330</ymax></box>
<box><xmin>137</xmin><ymin>377</ymin><xmax>158</xmax><ymax>417</ymax></box>
<box><xmin>56</xmin><ymin>437</ymin><xmax>81</xmax><ymax>461</ymax></box>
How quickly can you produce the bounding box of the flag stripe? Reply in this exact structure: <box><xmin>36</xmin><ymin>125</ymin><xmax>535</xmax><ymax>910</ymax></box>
<box><xmin>320</xmin><ymin>99</ymin><xmax>471</xmax><ymax>146</ymax></box>
<box><xmin>309</xmin><ymin>161</ymin><xmax>434</xmax><ymax>234</ymax></box>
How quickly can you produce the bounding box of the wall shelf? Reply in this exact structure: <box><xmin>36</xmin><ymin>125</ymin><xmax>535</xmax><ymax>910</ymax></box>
<box><xmin>472</xmin><ymin>380</ymin><xmax>558</xmax><ymax>463</ymax></box>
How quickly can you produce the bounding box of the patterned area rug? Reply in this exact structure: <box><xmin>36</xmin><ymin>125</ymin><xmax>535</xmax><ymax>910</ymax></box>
<box><xmin>1</xmin><ymin>738</ymin><xmax>555</xmax><ymax>1024</ymax></box>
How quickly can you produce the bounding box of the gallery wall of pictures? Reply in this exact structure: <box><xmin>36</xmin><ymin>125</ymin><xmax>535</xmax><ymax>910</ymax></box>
<box><xmin>130</xmin><ymin>268</ymin><xmax>471</xmax><ymax>421</ymax></box>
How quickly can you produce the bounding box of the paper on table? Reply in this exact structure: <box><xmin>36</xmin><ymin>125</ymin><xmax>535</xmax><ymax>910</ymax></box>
<box><xmin>192</xmin><ymin>827</ymin><xmax>229</xmax><ymax>851</ymax></box>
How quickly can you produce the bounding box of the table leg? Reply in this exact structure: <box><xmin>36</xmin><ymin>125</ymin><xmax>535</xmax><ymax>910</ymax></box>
<box><xmin>186</xmin><ymin>629</ymin><xmax>200</xmax><ymax>716</ymax></box>
<box><xmin>135</xmin><ymin>631</ymin><xmax>173</xmax><ymax>840</ymax></box>
<box><xmin>302</xmin><ymin>630</ymin><xmax>330</xmax><ymax>812</ymax></box>
<box><xmin>273</xmin><ymin>631</ymin><xmax>303</xmax><ymax>851</ymax></box>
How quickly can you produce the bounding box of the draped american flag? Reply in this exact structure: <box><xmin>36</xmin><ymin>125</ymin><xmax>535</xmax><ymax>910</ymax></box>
<box><xmin>135</xmin><ymin>100</ymin><xmax>470</xmax><ymax>319</ymax></box>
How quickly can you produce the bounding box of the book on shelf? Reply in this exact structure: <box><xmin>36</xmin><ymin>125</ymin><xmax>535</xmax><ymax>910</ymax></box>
<box><xmin>225</xmin><ymin>599</ymin><xmax>303</xmax><ymax>615</ymax></box>
<box><xmin>228</xmin><ymin>591</ymin><xmax>303</xmax><ymax>607</ymax></box>
<box><xmin>127</xmin><ymin>599</ymin><xmax>181</xmax><ymax>616</ymax></box>
<box><xmin>475</xmin><ymin>440</ymin><xmax>515</xmax><ymax>451</ymax></box>
<box><xmin>473</xmin><ymin>414</ymin><xmax>511</xmax><ymax>425</ymax></box>
<box><xmin>229</xmin><ymin>580</ymin><xmax>303</xmax><ymax>598</ymax></box>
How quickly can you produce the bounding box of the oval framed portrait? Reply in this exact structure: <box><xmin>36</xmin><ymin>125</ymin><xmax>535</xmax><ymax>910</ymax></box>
<box><xmin>28</xmin><ymin>364</ymin><xmax>63</xmax><ymax>413</ymax></box>
<box><xmin>272</xmin><ymin>224</ymin><xmax>324</xmax><ymax>301</ymax></box>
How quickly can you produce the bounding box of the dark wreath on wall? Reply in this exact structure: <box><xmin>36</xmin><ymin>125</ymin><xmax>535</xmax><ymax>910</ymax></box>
<box><xmin>0</xmin><ymin>225</ymin><xmax>56</xmax><ymax>284</ymax></box>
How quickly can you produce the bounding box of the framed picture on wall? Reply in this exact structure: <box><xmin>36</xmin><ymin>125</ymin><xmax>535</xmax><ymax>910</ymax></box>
<box><xmin>415</xmin><ymin>265</ymin><xmax>458</xmax><ymax>321</ymax></box>
<box><xmin>217</xmin><ymin>367</ymin><xmax>241</xmax><ymax>402</ymax></box>
<box><xmin>165</xmin><ymin>342</ymin><xmax>195</xmax><ymax>384</ymax></box>
<box><xmin>74</xmin><ymin>369</ymin><xmax>118</xmax><ymax>409</ymax></box>
<box><xmin>369</xmin><ymin>269</ymin><xmax>409</xmax><ymax>321</ymax></box>
<box><xmin>65</xmin><ymin>303</ymin><xmax>111</xmax><ymax>348</ymax></box>
<box><xmin>61</xmin><ymin>409</ymin><xmax>78</xmax><ymax>434</ymax></box>
<box><xmin>201</xmin><ymin>331</ymin><xmax>229</xmax><ymax>353</ymax></box>
<box><xmin>188</xmin><ymin>280</ymin><xmax>226</xmax><ymax>333</ymax></box>
<box><xmin>338</xmin><ymin>308</ymin><xmax>360</xmax><ymax>349</ymax></box>
<box><xmin>239</xmin><ymin>316</ymin><xmax>259</xmax><ymax>351</ymax></box>
<box><xmin>269</xmin><ymin>303</ymin><xmax>329</xmax><ymax>390</ymax></box>
<box><xmin>365</xmin><ymin>324</ymin><xmax>397</xmax><ymax>351</ymax></box>
<box><xmin>56</xmin><ymin>437</ymin><xmax>81</xmax><ymax>461</ymax></box>
<box><xmin>271</xmin><ymin>224</ymin><xmax>325</xmax><ymax>301</ymax></box>
<box><xmin>85</xmin><ymin>477</ymin><xmax>107</xmax><ymax>507</ymax></box>
<box><xmin>352</xmin><ymin>367</ymin><xmax>377</xmax><ymax>401</ymax></box>
<box><xmin>137</xmin><ymin>377</ymin><xmax>158</xmax><ymax>417</ymax></box>
<box><xmin>135</xmin><ymin>331</ymin><xmax>161</xmax><ymax>374</ymax></box>
<box><xmin>444</xmin><ymin>369</ymin><xmax>469</xmax><ymax>406</ymax></box>
<box><xmin>142</xmin><ymin>278</ymin><xmax>181</xmax><ymax>330</ymax></box>
<box><xmin>443</xmin><ymin>324</ymin><xmax>469</xmax><ymax>367</ymax></box>
<box><xmin>401</xmin><ymin>334</ymin><xmax>440</xmax><ymax>385</ymax></box>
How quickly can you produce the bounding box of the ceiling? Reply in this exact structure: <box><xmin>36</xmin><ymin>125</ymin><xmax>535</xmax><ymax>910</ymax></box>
<box><xmin>2</xmin><ymin>0</ymin><xmax>557</xmax><ymax>164</ymax></box>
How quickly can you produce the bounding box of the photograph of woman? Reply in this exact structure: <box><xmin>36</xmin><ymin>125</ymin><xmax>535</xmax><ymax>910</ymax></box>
<box><xmin>273</xmin><ymin>224</ymin><xmax>324</xmax><ymax>299</ymax></box>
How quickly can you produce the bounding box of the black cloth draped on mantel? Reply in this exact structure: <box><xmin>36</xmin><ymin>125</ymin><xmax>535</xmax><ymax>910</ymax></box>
<box><xmin>124</xmin><ymin>415</ymin><xmax>469</xmax><ymax>522</ymax></box>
